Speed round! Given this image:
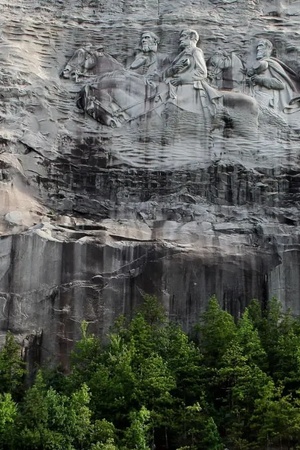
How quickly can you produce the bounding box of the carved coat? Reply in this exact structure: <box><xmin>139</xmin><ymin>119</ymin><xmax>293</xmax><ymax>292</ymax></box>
<box><xmin>251</xmin><ymin>57</ymin><xmax>297</xmax><ymax>111</ymax></box>
<box><xmin>127</xmin><ymin>51</ymin><xmax>169</xmax><ymax>76</ymax></box>
<box><xmin>164</xmin><ymin>46</ymin><xmax>222</xmax><ymax>116</ymax></box>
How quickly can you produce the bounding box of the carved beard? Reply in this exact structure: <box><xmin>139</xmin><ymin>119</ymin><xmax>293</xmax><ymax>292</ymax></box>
<box><xmin>142</xmin><ymin>42</ymin><xmax>157</xmax><ymax>53</ymax></box>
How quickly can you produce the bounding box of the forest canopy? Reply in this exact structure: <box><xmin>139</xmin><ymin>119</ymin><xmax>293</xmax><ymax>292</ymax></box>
<box><xmin>1</xmin><ymin>295</ymin><xmax>300</xmax><ymax>450</ymax></box>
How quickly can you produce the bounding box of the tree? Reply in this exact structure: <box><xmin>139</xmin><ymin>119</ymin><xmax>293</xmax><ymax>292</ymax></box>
<box><xmin>198</xmin><ymin>296</ymin><xmax>237</xmax><ymax>368</ymax></box>
<box><xmin>258</xmin><ymin>297</ymin><xmax>283</xmax><ymax>376</ymax></box>
<box><xmin>91</xmin><ymin>439</ymin><xmax>118</xmax><ymax>450</ymax></box>
<box><xmin>0</xmin><ymin>393</ymin><xmax>17</xmax><ymax>448</ymax></box>
<box><xmin>214</xmin><ymin>341</ymin><xmax>274</xmax><ymax>448</ymax></box>
<box><xmin>251</xmin><ymin>386</ymin><xmax>300</xmax><ymax>449</ymax></box>
<box><xmin>16</xmin><ymin>371</ymin><xmax>51</xmax><ymax>449</ymax></box>
<box><xmin>69</xmin><ymin>321</ymin><xmax>102</xmax><ymax>390</ymax></box>
<box><xmin>138</xmin><ymin>294</ymin><xmax>166</xmax><ymax>327</ymax></box>
<box><xmin>272</xmin><ymin>325</ymin><xmax>300</xmax><ymax>392</ymax></box>
<box><xmin>235</xmin><ymin>308</ymin><xmax>268</xmax><ymax>370</ymax></box>
<box><xmin>247</xmin><ymin>299</ymin><xmax>263</xmax><ymax>332</ymax></box>
<box><xmin>90</xmin><ymin>419</ymin><xmax>117</xmax><ymax>449</ymax></box>
<box><xmin>176</xmin><ymin>403</ymin><xmax>224</xmax><ymax>450</ymax></box>
<box><xmin>201</xmin><ymin>416</ymin><xmax>224</xmax><ymax>450</ymax></box>
<box><xmin>43</xmin><ymin>382</ymin><xmax>92</xmax><ymax>449</ymax></box>
<box><xmin>16</xmin><ymin>372</ymin><xmax>93</xmax><ymax>450</ymax></box>
<box><xmin>161</xmin><ymin>323</ymin><xmax>204</xmax><ymax>404</ymax></box>
<box><xmin>256</xmin><ymin>298</ymin><xmax>300</xmax><ymax>393</ymax></box>
<box><xmin>123</xmin><ymin>406</ymin><xmax>151</xmax><ymax>450</ymax></box>
<box><xmin>0</xmin><ymin>332</ymin><xmax>26</xmax><ymax>399</ymax></box>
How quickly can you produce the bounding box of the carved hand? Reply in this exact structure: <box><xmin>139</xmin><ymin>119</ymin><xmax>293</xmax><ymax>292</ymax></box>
<box><xmin>173</xmin><ymin>58</ymin><xmax>190</xmax><ymax>74</ymax></box>
<box><xmin>146</xmin><ymin>73</ymin><xmax>160</xmax><ymax>83</ymax></box>
<box><xmin>251</xmin><ymin>75</ymin><xmax>284</xmax><ymax>90</ymax></box>
<box><xmin>130</xmin><ymin>56</ymin><xmax>148</xmax><ymax>70</ymax></box>
<box><xmin>169</xmin><ymin>74</ymin><xmax>194</xmax><ymax>86</ymax></box>
<box><xmin>246</xmin><ymin>68</ymin><xmax>255</xmax><ymax>77</ymax></box>
<box><xmin>169</xmin><ymin>76</ymin><xmax>183</xmax><ymax>86</ymax></box>
<box><xmin>250</xmin><ymin>74</ymin><xmax>264</xmax><ymax>85</ymax></box>
<box><xmin>169</xmin><ymin>75</ymin><xmax>192</xmax><ymax>86</ymax></box>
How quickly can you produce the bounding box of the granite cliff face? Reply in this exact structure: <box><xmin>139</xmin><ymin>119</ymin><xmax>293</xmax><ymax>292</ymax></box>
<box><xmin>1</xmin><ymin>0</ymin><xmax>300</xmax><ymax>366</ymax></box>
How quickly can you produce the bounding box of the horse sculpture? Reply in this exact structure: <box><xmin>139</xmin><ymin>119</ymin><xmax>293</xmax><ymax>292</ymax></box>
<box><xmin>206</xmin><ymin>48</ymin><xmax>300</xmax><ymax>132</ymax></box>
<box><xmin>207</xmin><ymin>50</ymin><xmax>245</xmax><ymax>91</ymax></box>
<box><xmin>61</xmin><ymin>45</ymin><xmax>124</xmax><ymax>81</ymax></box>
<box><xmin>62</xmin><ymin>46</ymin><xmax>259</xmax><ymax>136</ymax></box>
<box><xmin>61</xmin><ymin>46</ymin><xmax>165</xmax><ymax>126</ymax></box>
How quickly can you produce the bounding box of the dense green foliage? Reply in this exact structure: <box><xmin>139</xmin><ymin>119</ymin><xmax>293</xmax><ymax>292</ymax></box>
<box><xmin>1</xmin><ymin>296</ymin><xmax>300</xmax><ymax>449</ymax></box>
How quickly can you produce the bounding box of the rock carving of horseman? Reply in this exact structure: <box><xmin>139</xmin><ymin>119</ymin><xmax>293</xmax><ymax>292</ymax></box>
<box><xmin>127</xmin><ymin>31</ymin><xmax>170</xmax><ymax>76</ymax></box>
<box><xmin>62</xmin><ymin>29</ymin><xmax>259</xmax><ymax>137</ymax></box>
<box><xmin>161</xmin><ymin>28</ymin><xmax>223</xmax><ymax>117</ymax></box>
<box><xmin>246</xmin><ymin>39</ymin><xmax>297</xmax><ymax>112</ymax></box>
<box><xmin>157</xmin><ymin>28</ymin><xmax>258</xmax><ymax>138</ymax></box>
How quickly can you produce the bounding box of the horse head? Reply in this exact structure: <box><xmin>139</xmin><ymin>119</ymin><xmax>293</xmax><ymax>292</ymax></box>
<box><xmin>61</xmin><ymin>46</ymin><xmax>124</xmax><ymax>81</ymax></box>
<box><xmin>61</xmin><ymin>45</ymin><xmax>105</xmax><ymax>80</ymax></box>
<box><xmin>207</xmin><ymin>50</ymin><xmax>232</xmax><ymax>81</ymax></box>
<box><xmin>207</xmin><ymin>50</ymin><xmax>245</xmax><ymax>90</ymax></box>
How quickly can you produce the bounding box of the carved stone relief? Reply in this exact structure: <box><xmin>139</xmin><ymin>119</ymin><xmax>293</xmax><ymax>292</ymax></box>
<box><xmin>246</xmin><ymin>39</ymin><xmax>297</xmax><ymax>112</ymax></box>
<box><xmin>208</xmin><ymin>39</ymin><xmax>300</xmax><ymax>121</ymax></box>
<box><xmin>61</xmin><ymin>28</ymin><xmax>300</xmax><ymax>169</ymax></box>
<box><xmin>3</xmin><ymin>0</ymin><xmax>300</xmax><ymax>368</ymax></box>
<box><xmin>62</xmin><ymin>30</ymin><xmax>259</xmax><ymax>140</ymax></box>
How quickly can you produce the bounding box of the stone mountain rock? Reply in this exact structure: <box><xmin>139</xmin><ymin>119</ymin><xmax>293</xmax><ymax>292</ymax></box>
<box><xmin>1</xmin><ymin>0</ymin><xmax>300</xmax><ymax>367</ymax></box>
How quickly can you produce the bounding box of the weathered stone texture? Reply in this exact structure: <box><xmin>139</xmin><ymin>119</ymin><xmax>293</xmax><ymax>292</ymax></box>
<box><xmin>1</xmin><ymin>0</ymin><xmax>300</xmax><ymax>365</ymax></box>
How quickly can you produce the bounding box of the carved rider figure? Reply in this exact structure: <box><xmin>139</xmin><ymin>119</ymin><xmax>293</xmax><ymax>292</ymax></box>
<box><xmin>162</xmin><ymin>29</ymin><xmax>222</xmax><ymax>115</ymax></box>
<box><xmin>64</xmin><ymin>28</ymin><xmax>259</xmax><ymax>135</ymax></box>
<box><xmin>246</xmin><ymin>39</ymin><xmax>297</xmax><ymax>111</ymax></box>
<box><xmin>164</xmin><ymin>29</ymin><xmax>209</xmax><ymax>88</ymax></box>
<box><xmin>128</xmin><ymin>31</ymin><xmax>167</xmax><ymax>76</ymax></box>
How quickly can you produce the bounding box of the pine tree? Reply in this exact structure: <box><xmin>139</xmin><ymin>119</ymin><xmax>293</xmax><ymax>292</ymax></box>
<box><xmin>198</xmin><ymin>296</ymin><xmax>237</xmax><ymax>368</ymax></box>
<box><xmin>0</xmin><ymin>332</ymin><xmax>26</xmax><ymax>399</ymax></box>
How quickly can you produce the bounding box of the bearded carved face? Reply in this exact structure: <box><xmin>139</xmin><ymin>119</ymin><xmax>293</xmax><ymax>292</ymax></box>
<box><xmin>256</xmin><ymin>41</ymin><xmax>272</xmax><ymax>60</ymax></box>
<box><xmin>179</xmin><ymin>31</ymin><xmax>192</xmax><ymax>49</ymax></box>
<box><xmin>141</xmin><ymin>33</ymin><xmax>158</xmax><ymax>53</ymax></box>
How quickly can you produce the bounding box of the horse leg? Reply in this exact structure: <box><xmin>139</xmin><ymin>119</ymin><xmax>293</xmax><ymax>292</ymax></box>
<box><xmin>77</xmin><ymin>84</ymin><xmax>119</xmax><ymax>126</ymax></box>
<box><xmin>221</xmin><ymin>93</ymin><xmax>259</xmax><ymax>137</ymax></box>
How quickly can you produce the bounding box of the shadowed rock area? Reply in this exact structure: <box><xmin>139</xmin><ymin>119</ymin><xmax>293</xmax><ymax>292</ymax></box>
<box><xmin>1</xmin><ymin>0</ymin><xmax>300</xmax><ymax>366</ymax></box>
